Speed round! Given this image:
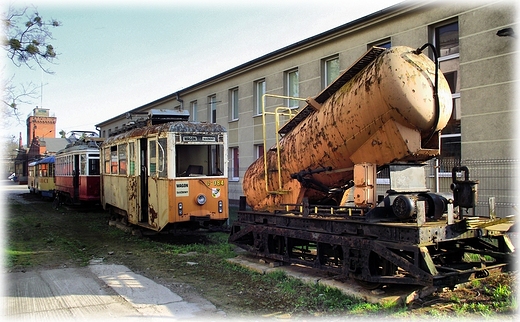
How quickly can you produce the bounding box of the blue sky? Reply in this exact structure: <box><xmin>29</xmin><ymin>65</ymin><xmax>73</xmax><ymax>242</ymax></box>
<box><xmin>3</xmin><ymin>0</ymin><xmax>403</xmax><ymax>144</ymax></box>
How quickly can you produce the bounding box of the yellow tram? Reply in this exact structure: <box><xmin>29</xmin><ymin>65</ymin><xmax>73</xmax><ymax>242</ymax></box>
<box><xmin>27</xmin><ymin>155</ymin><xmax>56</xmax><ymax>199</ymax></box>
<box><xmin>101</xmin><ymin>110</ymin><xmax>229</xmax><ymax>232</ymax></box>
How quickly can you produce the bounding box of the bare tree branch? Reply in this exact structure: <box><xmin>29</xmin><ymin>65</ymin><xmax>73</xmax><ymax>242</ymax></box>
<box><xmin>2</xmin><ymin>5</ymin><xmax>60</xmax><ymax>126</ymax></box>
<box><xmin>2</xmin><ymin>5</ymin><xmax>60</xmax><ymax>74</ymax></box>
<box><xmin>2</xmin><ymin>75</ymin><xmax>41</xmax><ymax>127</ymax></box>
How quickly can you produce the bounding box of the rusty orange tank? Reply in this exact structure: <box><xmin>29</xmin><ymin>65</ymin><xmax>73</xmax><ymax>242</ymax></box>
<box><xmin>243</xmin><ymin>46</ymin><xmax>453</xmax><ymax>211</ymax></box>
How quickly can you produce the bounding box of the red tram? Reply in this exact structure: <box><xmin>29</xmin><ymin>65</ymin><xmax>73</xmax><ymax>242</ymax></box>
<box><xmin>54</xmin><ymin>131</ymin><xmax>103</xmax><ymax>206</ymax></box>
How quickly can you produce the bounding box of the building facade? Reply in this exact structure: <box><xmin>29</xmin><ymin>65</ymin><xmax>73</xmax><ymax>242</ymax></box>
<box><xmin>96</xmin><ymin>1</ymin><xmax>518</xmax><ymax>202</ymax></box>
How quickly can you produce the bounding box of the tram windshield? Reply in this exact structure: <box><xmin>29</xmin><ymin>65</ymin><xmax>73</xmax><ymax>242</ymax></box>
<box><xmin>175</xmin><ymin>144</ymin><xmax>225</xmax><ymax>177</ymax></box>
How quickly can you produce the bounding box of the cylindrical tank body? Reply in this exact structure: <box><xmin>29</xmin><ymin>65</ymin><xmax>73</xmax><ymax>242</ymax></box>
<box><xmin>244</xmin><ymin>46</ymin><xmax>453</xmax><ymax>210</ymax></box>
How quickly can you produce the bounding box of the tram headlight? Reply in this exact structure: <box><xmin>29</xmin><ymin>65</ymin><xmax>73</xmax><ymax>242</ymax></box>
<box><xmin>218</xmin><ymin>200</ymin><xmax>223</xmax><ymax>213</ymax></box>
<box><xmin>178</xmin><ymin>202</ymin><xmax>183</xmax><ymax>215</ymax></box>
<box><xmin>196</xmin><ymin>194</ymin><xmax>207</xmax><ymax>205</ymax></box>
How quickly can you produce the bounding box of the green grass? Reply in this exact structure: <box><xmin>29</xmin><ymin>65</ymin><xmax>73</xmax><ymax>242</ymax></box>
<box><xmin>5</xmin><ymin>200</ymin><xmax>516</xmax><ymax>318</ymax></box>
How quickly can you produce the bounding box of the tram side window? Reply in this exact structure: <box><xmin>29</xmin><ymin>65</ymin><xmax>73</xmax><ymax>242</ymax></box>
<box><xmin>89</xmin><ymin>154</ymin><xmax>100</xmax><ymax>175</ymax></box>
<box><xmin>158</xmin><ymin>138</ymin><xmax>167</xmax><ymax>178</ymax></box>
<box><xmin>104</xmin><ymin>148</ymin><xmax>111</xmax><ymax>174</ymax></box>
<box><xmin>111</xmin><ymin>146</ymin><xmax>118</xmax><ymax>174</ymax></box>
<box><xmin>40</xmin><ymin>163</ymin><xmax>48</xmax><ymax>177</ymax></box>
<box><xmin>80</xmin><ymin>154</ymin><xmax>87</xmax><ymax>175</ymax></box>
<box><xmin>149</xmin><ymin>139</ymin><xmax>157</xmax><ymax>174</ymax></box>
<box><xmin>67</xmin><ymin>155</ymin><xmax>72</xmax><ymax>176</ymax></box>
<box><xmin>118</xmin><ymin>144</ymin><xmax>127</xmax><ymax>175</ymax></box>
<box><xmin>129</xmin><ymin>142</ymin><xmax>135</xmax><ymax>175</ymax></box>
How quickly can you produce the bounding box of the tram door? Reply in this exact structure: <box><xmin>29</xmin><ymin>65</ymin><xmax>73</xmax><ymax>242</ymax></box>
<box><xmin>73</xmin><ymin>154</ymin><xmax>80</xmax><ymax>202</ymax></box>
<box><xmin>139</xmin><ymin>138</ymin><xmax>149</xmax><ymax>223</ymax></box>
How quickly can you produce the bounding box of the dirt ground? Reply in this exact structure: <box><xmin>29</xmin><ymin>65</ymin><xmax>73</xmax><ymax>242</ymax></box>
<box><xmin>4</xmin><ymin>188</ymin><xmax>517</xmax><ymax>319</ymax></box>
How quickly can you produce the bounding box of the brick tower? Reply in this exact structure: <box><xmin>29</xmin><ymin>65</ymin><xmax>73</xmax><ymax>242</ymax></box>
<box><xmin>26</xmin><ymin>107</ymin><xmax>56</xmax><ymax>147</ymax></box>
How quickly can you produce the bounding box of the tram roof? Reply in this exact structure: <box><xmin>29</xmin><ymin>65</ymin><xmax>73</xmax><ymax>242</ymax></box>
<box><xmin>28</xmin><ymin>155</ymin><xmax>55</xmax><ymax>166</ymax></box>
<box><xmin>103</xmin><ymin>121</ymin><xmax>227</xmax><ymax>145</ymax></box>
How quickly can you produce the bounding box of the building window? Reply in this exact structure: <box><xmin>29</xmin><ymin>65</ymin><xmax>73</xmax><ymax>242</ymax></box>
<box><xmin>285</xmin><ymin>69</ymin><xmax>299</xmax><ymax>108</ymax></box>
<box><xmin>255</xmin><ymin>144</ymin><xmax>264</xmax><ymax>160</ymax></box>
<box><xmin>433</xmin><ymin>21</ymin><xmax>460</xmax><ymax>163</ymax></box>
<box><xmin>209</xmin><ymin>95</ymin><xmax>217</xmax><ymax>123</ymax></box>
<box><xmin>230</xmin><ymin>147</ymin><xmax>239</xmax><ymax>180</ymax></box>
<box><xmin>190</xmin><ymin>100</ymin><xmax>197</xmax><ymax>122</ymax></box>
<box><xmin>436</xmin><ymin>22</ymin><xmax>459</xmax><ymax>57</ymax></box>
<box><xmin>371</xmin><ymin>40</ymin><xmax>391</xmax><ymax>49</ymax></box>
<box><xmin>254</xmin><ymin>79</ymin><xmax>266</xmax><ymax>115</ymax></box>
<box><xmin>229</xmin><ymin>87</ymin><xmax>239</xmax><ymax>121</ymax></box>
<box><xmin>323</xmin><ymin>55</ymin><xmax>340</xmax><ymax>88</ymax></box>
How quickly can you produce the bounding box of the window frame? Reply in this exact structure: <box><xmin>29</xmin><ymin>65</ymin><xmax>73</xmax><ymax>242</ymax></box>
<box><xmin>229</xmin><ymin>87</ymin><xmax>239</xmax><ymax>121</ymax></box>
<box><xmin>322</xmin><ymin>55</ymin><xmax>340</xmax><ymax>89</ymax></box>
<box><xmin>433</xmin><ymin>20</ymin><xmax>461</xmax><ymax>166</ymax></box>
<box><xmin>285</xmin><ymin>68</ymin><xmax>299</xmax><ymax>108</ymax></box>
<box><xmin>230</xmin><ymin>147</ymin><xmax>239</xmax><ymax>181</ymax></box>
<box><xmin>209</xmin><ymin>94</ymin><xmax>217</xmax><ymax>123</ymax></box>
<box><xmin>254</xmin><ymin>79</ymin><xmax>266</xmax><ymax>116</ymax></box>
<box><xmin>190</xmin><ymin>100</ymin><xmax>198</xmax><ymax>122</ymax></box>
<box><xmin>255</xmin><ymin>144</ymin><xmax>264</xmax><ymax>160</ymax></box>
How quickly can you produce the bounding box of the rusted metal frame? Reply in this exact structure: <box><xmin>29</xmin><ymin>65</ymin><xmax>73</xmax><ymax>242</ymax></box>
<box><xmin>231</xmin><ymin>211</ymin><xmax>513</xmax><ymax>285</ymax></box>
<box><xmin>230</xmin><ymin>220</ymin><xmax>345</xmax><ymax>269</ymax></box>
<box><xmin>476</xmin><ymin>233</ymin><xmax>515</xmax><ymax>255</ymax></box>
<box><xmin>452</xmin><ymin>236</ymin><xmax>514</xmax><ymax>261</ymax></box>
<box><xmin>231</xmin><ymin>221</ymin><xmax>438</xmax><ymax>286</ymax></box>
<box><xmin>238</xmin><ymin>210</ymin><xmax>426</xmax><ymax>244</ymax></box>
<box><xmin>228</xmin><ymin>223</ymin><xmax>259</xmax><ymax>251</ymax></box>
<box><xmin>432</xmin><ymin>261</ymin><xmax>508</xmax><ymax>287</ymax></box>
<box><xmin>368</xmin><ymin>240</ymin><xmax>434</xmax><ymax>286</ymax></box>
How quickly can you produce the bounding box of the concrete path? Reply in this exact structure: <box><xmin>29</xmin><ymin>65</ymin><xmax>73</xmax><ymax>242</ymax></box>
<box><xmin>3</xmin><ymin>263</ymin><xmax>226</xmax><ymax>321</ymax></box>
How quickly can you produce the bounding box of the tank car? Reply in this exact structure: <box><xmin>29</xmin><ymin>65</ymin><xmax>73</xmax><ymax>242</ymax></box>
<box><xmin>54</xmin><ymin>131</ymin><xmax>103</xmax><ymax>206</ymax></box>
<box><xmin>229</xmin><ymin>45</ymin><xmax>514</xmax><ymax>289</ymax></box>
<box><xmin>101</xmin><ymin>109</ymin><xmax>229</xmax><ymax>232</ymax></box>
<box><xmin>28</xmin><ymin>155</ymin><xmax>56</xmax><ymax>199</ymax></box>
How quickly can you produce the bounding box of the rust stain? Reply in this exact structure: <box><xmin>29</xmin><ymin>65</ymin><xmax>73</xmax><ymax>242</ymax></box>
<box><xmin>149</xmin><ymin>205</ymin><xmax>158</xmax><ymax>225</ymax></box>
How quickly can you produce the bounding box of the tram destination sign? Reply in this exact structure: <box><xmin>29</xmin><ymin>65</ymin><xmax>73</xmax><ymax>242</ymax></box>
<box><xmin>181</xmin><ymin>135</ymin><xmax>217</xmax><ymax>142</ymax></box>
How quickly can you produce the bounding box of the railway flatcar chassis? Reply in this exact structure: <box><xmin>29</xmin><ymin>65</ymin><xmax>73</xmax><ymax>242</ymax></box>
<box><xmin>230</xmin><ymin>207</ymin><xmax>514</xmax><ymax>289</ymax></box>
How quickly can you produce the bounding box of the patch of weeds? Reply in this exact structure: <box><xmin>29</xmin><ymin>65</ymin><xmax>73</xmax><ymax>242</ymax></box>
<box><xmin>349</xmin><ymin>302</ymin><xmax>383</xmax><ymax>315</ymax></box>
<box><xmin>493</xmin><ymin>284</ymin><xmax>512</xmax><ymax>301</ymax></box>
<box><xmin>454</xmin><ymin>302</ymin><xmax>493</xmax><ymax>316</ymax></box>
<box><xmin>51</xmin><ymin>235</ymin><xmax>91</xmax><ymax>265</ymax></box>
<box><xmin>5</xmin><ymin>249</ymin><xmax>33</xmax><ymax>267</ymax></box>
<box><xmin>298</xmin><ymin>283</ymin><xmax>361</xmax><ymax>313</ymax></box>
